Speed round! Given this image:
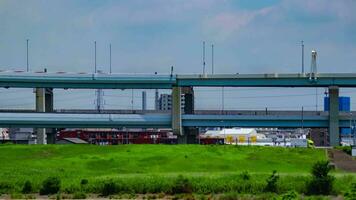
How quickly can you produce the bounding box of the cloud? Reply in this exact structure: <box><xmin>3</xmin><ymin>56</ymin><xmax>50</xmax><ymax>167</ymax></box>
<box><xmin>279</xmin><ymin>0</ymin><xmax>356</xmax><ymax>24</ymax></box>
<box><xmin>202</xmin><ymin>7</ymin><xmax>273</xmax><ymax>41</ymax></box>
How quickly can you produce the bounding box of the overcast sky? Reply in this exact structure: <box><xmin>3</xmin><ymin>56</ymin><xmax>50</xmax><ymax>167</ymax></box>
<box><xmin>0</xmin><ymin>0</ymin><xmax>356</xmax><ymax>110</ymax></box>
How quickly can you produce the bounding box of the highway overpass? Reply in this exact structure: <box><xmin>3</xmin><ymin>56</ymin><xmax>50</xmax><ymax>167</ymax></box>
<box><xmin>0</xmin><ymin>111</ymin><xmax>354</xmax><ymax>128</ymax></box>
<box><xmin>0</xmin><ymin>71</ymin><xmax>353</xmax><ymax>145</ymax></box>
<box><xmin>2</xmin><ymin>71</ymin><xmax>356</xmax><ymax>88</ymax></box>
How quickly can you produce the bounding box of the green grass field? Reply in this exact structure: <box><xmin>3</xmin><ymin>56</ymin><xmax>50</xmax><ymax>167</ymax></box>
<box><xmin>0</xmin><ymin>144</ymin><xmax>354</xmax><ymax>197</ymax></box>
<box><xmin>0</xmin><ymin>144</ymin><xmax>326</xmax><ymax>179</ymax></box>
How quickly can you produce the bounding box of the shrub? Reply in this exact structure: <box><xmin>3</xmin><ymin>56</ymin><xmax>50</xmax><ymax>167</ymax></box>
<box><xmin>306</xmin><ymin>161</ymin><xmax>334</xmax><ymax>195</ymax></box>
<box><xmin>22</xmin><ymin>180</ymin><xmax>33</xmax><ymax>194</ymax></box>
<box><xmin>335</xmin><ymin>146</ymin><xmax>352</xmax><ymax>155</ymax></box>
<box><xmin>281</xmin><ymin>191</ymin><xmax>298</xmax><ymax>200</ymax></box>
<box><xmin>0</xmin><ymin>182</ymin><xmax>14</xmax><ymax>194</ymax></box>
<box><xmin>264</xmin><ymin>170</ymin><xmax>279</xmax><ymax>193</ymax></box>
<box><xmin>80</xmin><ymin>179</ymin><xmax>88</xmax><ymax>186</ymax></box>
<box><xmin>239</xmin><ymin>171</ymin><xmax>250</xmax><ymax>181</ymax></box>
<box><xmin>344</xmin><ymin>182</ymin><xmax>356</xmax><ymax>200</ymax></box>
<box><xmin>101</xmin><ymin>180</ymin><xmax>117</xmax><ymax>196</ymax></box>
<box><xmin>172</xmin><ymin>175</ymin><xmax>192</xmax><ymax>194</ymax></box>
<box><xmin>73</xmin><ymin>191</ymin><xmax>87</xmax><ymax>199</ymax></box>
<box><xmin>39</xmin><ymin>177</ymin><xmax>61</xmax><ymax>195</ymax></box>
<box><xmin>10</xmin><ymin>193</ymin><xmax>24</xmax><ymax>199</ymax></box>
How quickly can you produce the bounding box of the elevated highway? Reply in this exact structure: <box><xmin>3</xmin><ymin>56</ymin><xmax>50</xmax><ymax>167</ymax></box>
<box><xmin>0</xmin><ymin>71</ymin><xmax>352</xmax><ymax>145</ymax></box>
<box><xmin>2</xmin><ymin>71</ymin><xmax>356</xmax><ymax>88</ymax></box>
<box><xmin>0</xmin><ymin>111</ymin><xmax>354</xmax><ymax>128</ymax></box>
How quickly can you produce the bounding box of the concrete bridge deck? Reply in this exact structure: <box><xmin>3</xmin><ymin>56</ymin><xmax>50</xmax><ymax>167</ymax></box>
<box><xmin>2</xmin><ymin>72</ymin><xmax>356</xmax><ymax>88</ymax></box>
<box><xmin>0</xmin><ymin>112</ymin><xmax>354</xmax><ymax>128</ymax></box>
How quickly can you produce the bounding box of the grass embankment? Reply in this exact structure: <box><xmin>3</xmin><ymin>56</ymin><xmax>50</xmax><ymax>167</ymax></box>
<box><xmin>0</xmin><ymin>144</ymin><xmax>354</xmax><ymax>197</ymax></box>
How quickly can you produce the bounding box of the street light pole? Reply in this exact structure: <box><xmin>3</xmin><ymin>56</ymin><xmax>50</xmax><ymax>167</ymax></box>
<box><xmin>26</xmin><ymin>39</ymin><xmax>29</xmax><ymax>72</ymax></box>
<box><xmin>94</xmin><ymin>41</ymin><xmax>97</xmax><ymax>73</ymax></box>
<box><xmin>109</xmin><ymin>44</ymin><xmax>112</xmax><ymax>74</ymax></box>
<box><xmin>301</xmin><ymin>40</ymin><xmax>304</xmax><ymax>74</ymax></box>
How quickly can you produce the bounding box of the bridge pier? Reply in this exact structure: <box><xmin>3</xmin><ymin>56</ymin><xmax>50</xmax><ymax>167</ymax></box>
<box><xmin>35</xmin><ymin>88</ymin><xmax>54</xmax><ymax>144</ymax></box>
<box><xmin>172</xmin><ymin>86</ymin><xmax>182</xmax><ymax>136</ymax></box>
<box><xmin>329</xmin><ymin>86</ymin><xmax>340</xmax><ymax>146</ymax></box>
<box><xmin>172</xmin><ymin>86</ymin><xmax>198</xmax><ymax>144</ymax></box>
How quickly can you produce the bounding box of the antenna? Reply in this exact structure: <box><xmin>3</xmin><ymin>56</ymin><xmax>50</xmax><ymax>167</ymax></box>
<box><xmin>203</xmin><ymin>41</ymin><xmax>206</xmax><ymax>75</ymax></box>
<box><xmin>94</xmin><ymin>41</ymin><xmax>97</xmax><ymax>73</ymax></box>
<box><xmin>301</xmin><ymin>41</ymin><xmax>304</xmax><ymax>74</ymax></box>
<box><xmin>170</xmin><ymin>66</ymin><xmax>174</xmax><ymax>78</ymax></box>
<box><xmin>26</xmin><ymin>39</ymin><xmax>29</xmax><ymax>72</ymax></box>
<box><xmin>211</xmin><ymin>44</ymin><xmax>214</xmax><ymax>74</ymax></box>
<box><xmin>109</xmin><ymin>43</ymin><xmax>112</xmax><ymax>74</ymax></box>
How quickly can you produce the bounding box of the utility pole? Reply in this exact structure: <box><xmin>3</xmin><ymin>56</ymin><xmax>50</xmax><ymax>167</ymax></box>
<box><xmin>131</xmin><ymin>89</ymin><xmax>134</xmax><ymax>111</ymax></box>
<box><xmin>202</xmin><ymin>41</ymin><xmax>206</xmax><ymax>75</ymax></box>
<box><xmin>211</xmin><ymin>44</ymin><xmax>214</xmax><ymax>74</ymax></box>
<box><xmin>301</xmin><ymin>106</ymin><xmax>304</xmax><ymax>130</ymax></box>
<box><xmin>26</xmin><ymin>39</ymin><xmax>29</xmax><ymax>72</ymax></box>
<box><xmin>221</xmin><ymin>87</ymin><xmax>225</xmax><ymax>113</ymax></box>
<box><xmin>301</xmin><ymin>41</ymin><xmax>304</xmax><ymax>74</ymax></box>
<box><xmin>109</xmin><ymin>43</ymin><xmax>112</xmax><ymax>74</ymax></box>
<box><xmin>94</xmin><ymin>41</ymin><xmax>97</xmax><ymax>73</ymax></box>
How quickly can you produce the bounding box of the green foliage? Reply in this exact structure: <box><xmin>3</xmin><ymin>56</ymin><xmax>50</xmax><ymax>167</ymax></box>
<box><xmin>218</xmin><ymin>192</ymin><xmax>239</xmax><ymax>200</ymax></box>
<box><xmin>172</xmin><ymin>175</ymin><xmax>192</xmax><ymax>194</ymax></box>
<box><xmin>72</xmin><ymin>191</ymin><xmax>87</xmax><ymax>199</ymax></box>
<box><xmin>10</xmin><ymin>193</ymin><xmax>24</xmax><ymax>199</ymax></box>
<box><xmin>39</xmin><ymin>177</ymin><xmax>61</xmax><ymax>195</ymax></box>
<box><xmin>22</xmin><ymin>180</ymin><xmax>33</xmax><ymax>194</ymax></box>
<box><xmin>80</xmin><ymin>179</ymin><xmax>88</xmax><ymax>186</ymax></box>
<box><xmin>335</xmin><ymin>146</ymin><xmax>352</xmax><ymax>155</ymax></box>
<box><xmin>280</xmin><ymin>191</ymin><xmax>298</xmax><ymax>200</ymax></box>
<box><xmin>265</xmin><ymin>170</ymin><xmax>279</xmax><ymax>193</ymax></box>
<box><xmin>344</xmin><ymin>182</ymin><xmax>356</xmax><ymax>200</ymax></box>
<box><xmin>101</xmin><ymin>180</ymin><xmax>117</xmax><ymax>196</ymax></box>
<box><xmin>306</xmin><ymin>161</ymin><xmax>334</xmax><ymax>195</ymax></box>
<box><xmin>0</xmin><ymin>182</ymin><xmax>14</xmax><ymax>194</ymax></box>
<box><xmin>0</xmin><ymin>144</ymin><xmax>351</xmax><ymax>196</ymax></box>
<box><xmin>239</xmin><ymin>171</ymin><xmax>250</xmax><ymax>181</ymax></box>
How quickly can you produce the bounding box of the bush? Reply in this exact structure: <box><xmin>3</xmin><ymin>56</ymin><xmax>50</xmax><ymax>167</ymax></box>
<box><xmin>344</xmin><ymin>182</ymin><xmax>356</xmax><ymax>200</ymax></box>
<box><xmin>80</xmin><ymin>179</ymin><xmax>88</xmax><ymax>186</ymax></box>
<box><xmin>281</xmin><ymin>191</ymin><xmax>298</xmax><ymax>200</ymax></box>
<box><xmin>306</xmin><ymin>161</ymin><xmax>334</xmax><ymax>195</ymax></box>
<box><xmin>239</xmin><ymin>171</ymin><xmax>250</xmax><ymax>181</ymax></box>
<box><xmin>22</xmin><ymin>180</ymin><xmax>33</xmax><ymax>194</ymax></box>
<box><xmin>73</xmin><ymin>191</ymin><xmax>87</xmax><ymax>199</ymax></box>
<box><xmin>172</xmin><ymin>175</ymin><xmax>192</xmax><ymax>194</ymax></box>
<box><xmin>264</xmin><ymin>170</ymin><xmax>279</xmax><ymax>193</ymax></box>
<box><xmin>101</xmin><ymin>180</ymin><xmax>117</xmax><ymax>196</ymax></box>
<box><xmin>335</xmin><ymin>146</ymin><xmax>352</xmax><ymax>155</ymax></box>
<box><xmin>39</xmin><ymin>177</ymin><xmax>61</xmax><ymax>195</ymax></box>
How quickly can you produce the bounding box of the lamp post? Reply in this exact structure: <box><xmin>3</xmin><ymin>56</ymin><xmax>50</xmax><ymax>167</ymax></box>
<box><xmin>26</xmin><ymin>39</ymin><xmax>29</xmax><ymax>72</ymax></box>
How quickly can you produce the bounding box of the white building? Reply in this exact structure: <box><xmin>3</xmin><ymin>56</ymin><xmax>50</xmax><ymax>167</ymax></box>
<box><xmin>202</xmin><ymin>128</ymin><xmax>266</xmax><ymax>144</ymax></box>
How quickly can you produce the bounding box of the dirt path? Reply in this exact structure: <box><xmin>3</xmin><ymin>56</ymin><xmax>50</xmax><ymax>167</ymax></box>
<box><xmin>328</xmin><ymin>149</ymin><xmax>356</xmax><ymax>172</ymax></box>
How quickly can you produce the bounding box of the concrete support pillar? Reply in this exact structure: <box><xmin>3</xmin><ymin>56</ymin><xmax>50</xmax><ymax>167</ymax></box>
<box><xmin>35</xmin><ymin>88</ymin><xmax>54</xmax><ymax>144</ymax></box>
<box><xmin>180</xmin><ymin>86</ymin><xmax>198</xmax><ymax>144</ymax></box>
<box><xmin>329</xmin><ymin>86</ymin><xmax>340</xmax><ymax>146</ymax></box>
<box><xmin>45</xmin><ymin>88</ymin><xmax>55</xmax><ymax>144</ymax></box>
<box><xmin>35</xmin><ymin>88</ymin><xmax>46</xmax><ymax>144</ymax></box>
<box><xmin>182</xmin><ymin>87</ymin><xmax>194</xmax><ymax>114</ymax></box>
<box><xmin>172</xmin><ymin>87</ymin><xmax>182</xmax><ymax>136</ymax></box>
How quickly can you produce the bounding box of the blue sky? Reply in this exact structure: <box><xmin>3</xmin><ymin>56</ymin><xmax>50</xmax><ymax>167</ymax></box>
<box><xmin>0</xmin><ymin>0</ymin><xmax>356</xmax><ymax>110</ymax></box>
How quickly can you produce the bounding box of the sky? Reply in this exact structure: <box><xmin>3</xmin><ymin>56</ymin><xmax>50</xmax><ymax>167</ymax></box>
<box><xmin>0</xmin><ymin>0</ymin><xmax>356</xmax><ymax>110</ymax></box>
